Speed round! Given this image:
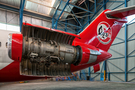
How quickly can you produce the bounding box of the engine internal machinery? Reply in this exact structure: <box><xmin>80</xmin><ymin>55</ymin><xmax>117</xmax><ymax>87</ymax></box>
<box><xmin>8</xmin><ymin>25</ymin><xmax>102</xmax><ymax>76</ymax></box>
<box><xmin>21</xmin><ymin>37</ymin><xmax>81</xmax><ymax>76</ymax></box>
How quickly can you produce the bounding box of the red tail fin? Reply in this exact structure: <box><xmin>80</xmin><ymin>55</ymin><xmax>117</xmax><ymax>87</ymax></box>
<box><xmin>75</xmin><ymin>5</ymin><xmax>135</xmax><ymax>51</ymax></box>
<box><xmin>75</xmin><ymin>9</ymin><xmax>127</xmax><ymax>51</ymax></box>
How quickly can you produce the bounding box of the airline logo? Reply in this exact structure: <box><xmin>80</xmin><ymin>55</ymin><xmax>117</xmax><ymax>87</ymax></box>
<box><xmin>97</xmin><ymin>21</ymin><xmax>112</xmax><ymax>44</ymax></box>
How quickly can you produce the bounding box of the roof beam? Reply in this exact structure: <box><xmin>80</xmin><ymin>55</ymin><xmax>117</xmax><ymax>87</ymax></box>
<box><xmin>89</xmin><ymin>0</ymin><xmax>95</xmax><ymax>3</ymax></box>
<box><xmin>27</xmin><ymin>0</ymin><xmax>82</xmax><ymax>19</ymax></box>
<box><xmin>52</xmin><ymin>0</ymin><xmax>70</xmax><ymax>29</ymax></box>
<box><xmin>0</xmin><ymin>2</ymin><xmax>52</xmax><ymax>22</ymax></box>
<box><xmin>0</xmin><ymin>1</ymin><xmax>81</xmax><ymax>31</ymax></box>
<box><xmin>62</xmin><ymin>0</ymin><xmax>93</xmax><ymax>14</ymax></box>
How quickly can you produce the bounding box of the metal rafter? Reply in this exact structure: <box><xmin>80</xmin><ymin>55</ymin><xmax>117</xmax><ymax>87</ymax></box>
<box><xmin>27</xmin><ymin>0</ymin><xmax>82</xmax><ymax>19</ymax></box>
<box><xmin>68</xmin><ymin>5</ymin><xmax>82</xmax><ymax>26</ymax></box>
<box><xmin>61</xmin><ymin>0</ymin><xmax>94</xmax><ymax>14</ymax></box>
<box><xmin>52</xmin><ymin>0</ymin><xmax>70</xmax><ymax>29</ymax></box>
<box><xmin>0</xmin><ymin>2</ymin><xmax>52</xmax><ymax>21</ymax></box>
<box><xmin>78</xmin><ymin>0</ymin><xmax>109</xmax><ymax>33</ymax></box>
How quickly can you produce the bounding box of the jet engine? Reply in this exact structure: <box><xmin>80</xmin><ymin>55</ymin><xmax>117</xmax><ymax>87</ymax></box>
<box><xmin>7</xmin><ymin>23</ymin><xmax>111</xmax><ymax>76</ymax></box>
<box><xmin>8</xmin><ymin>33</ymin><xmax>82</xmax><ymax>76</ymax></box>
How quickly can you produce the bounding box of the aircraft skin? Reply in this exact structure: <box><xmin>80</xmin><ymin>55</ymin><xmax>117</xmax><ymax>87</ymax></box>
<box><xmin>0</xmin><ymin>5</ymin><xmax>135</xmax><ymax>82</ymax></box>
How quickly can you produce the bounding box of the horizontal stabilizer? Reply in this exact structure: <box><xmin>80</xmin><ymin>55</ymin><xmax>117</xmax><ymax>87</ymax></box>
<box><xmin>105</xmin><ymin>5</ymin><xmax>135</xmax><ymax>18</ymax></box>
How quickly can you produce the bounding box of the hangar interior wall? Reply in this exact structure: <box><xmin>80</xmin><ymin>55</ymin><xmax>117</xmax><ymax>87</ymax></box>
<box><xmin>0</xmin><ymin>9</ymin><xmax>76</xmax><ymax>33</ymax></box>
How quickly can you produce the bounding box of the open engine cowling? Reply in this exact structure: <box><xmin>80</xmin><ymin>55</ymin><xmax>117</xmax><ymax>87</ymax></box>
<box><xmin>9</xmin><ymin>32</ymin><xmax>112</xmax><ymax>77</ymax></box>
<box><xmin>8</xmin><ymin>34</ymin><xmax>82</xmax><ymax>65</ymax></box>
<box><xmin>8</xmin><ymin>33</ymin><xmax>82</xmax><ymax>76</ymax></box>
<box><xmin>7</xmin><ymin>23</ymin><xmax>112</xmax><ymax>76</ymax></box>
<box><xmin>8</xmin><ymin>33</ymin><xmax>104</xmax><ymax>76</ymax></box>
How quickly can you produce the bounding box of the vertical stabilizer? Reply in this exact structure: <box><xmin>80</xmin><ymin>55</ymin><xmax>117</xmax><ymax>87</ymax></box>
<box><xmin>74</xmin><ymin>9</ymin><xmax>127</xmax><ymax>51</ymax></box>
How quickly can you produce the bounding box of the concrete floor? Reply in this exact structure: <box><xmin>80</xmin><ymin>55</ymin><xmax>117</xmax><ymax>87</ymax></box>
<box><xmin>0</xmin><ymin>81</ymin><xmax>135</xmax><ymax>90</ymax></box>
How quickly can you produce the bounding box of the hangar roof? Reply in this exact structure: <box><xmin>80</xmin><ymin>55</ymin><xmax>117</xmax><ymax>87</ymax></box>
<box><xmin>0</xmin><ymin>0</ymin><xmax>96</xmax><ymax>33</ymax></box>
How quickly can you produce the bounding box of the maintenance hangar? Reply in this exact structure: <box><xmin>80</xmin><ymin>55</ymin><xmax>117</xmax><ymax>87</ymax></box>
<box><xmin>0</xmin><ymin>0</ymin><xmax>135</xmax><ymax>90</ymax></box>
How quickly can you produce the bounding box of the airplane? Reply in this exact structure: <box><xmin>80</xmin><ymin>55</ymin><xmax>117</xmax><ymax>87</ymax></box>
<box><xmin>0</xmin><ymin>5</ymin><xmax>135</xmax><ymax>82</ymax></box>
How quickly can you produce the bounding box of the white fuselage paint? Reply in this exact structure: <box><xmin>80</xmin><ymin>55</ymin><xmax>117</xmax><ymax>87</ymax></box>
<box><xmin>0</xmin><ymin>30</ymin><xmax>20</xmax><ymax>70</ymax></box>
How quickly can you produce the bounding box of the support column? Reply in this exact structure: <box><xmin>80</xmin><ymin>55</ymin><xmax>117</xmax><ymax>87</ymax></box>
<box><xmin>103</xmin><ymin>0</ymin><xmax>107</xmax><ymax>81</ymax></box>
<box><xmin>88</xmin><ymin>0</ymin><xmax>91</xmax><ymax>80</ymax></box>
<box><xmin>19</xmin><ymin>0</ymin><xmax>25</xmax><ymax>32</ymax></box>
<box><xmin>125</xmin><ymin>0</ymin><xmax>128</xmax><ymax>82</ymax></box>
<box><xmin>94</xmin><ymin>0</ymin><xmax>97</xmax><ymax>13</ymax></box>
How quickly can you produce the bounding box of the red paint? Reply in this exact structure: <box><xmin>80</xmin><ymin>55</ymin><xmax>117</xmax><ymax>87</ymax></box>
<box><xmin>70</xmin><ymin>48</ymin><xmax>112</xmax><ymax>72</ymax></box>
<box><xmin>79</xmin><ymin>46</ymin><xmax>91</xmax><ymax>65</ymax></box>
<box><xmin>12</xmin><ymin>34</ymin><xmax>23</xmax><ymax>62</ymax></box>
<box><xmin>93</xmin><ymin>64</ymin><xmax>100</xmax><ymax>73</ymax></box>
<box><xmin>74</xmin><ymin>9</ymin><xmax>124</xmax><ymax>51</ymax></box>
<box><xmin>1</xmin><ymin>6</ymin><xmax>135</xmax><ymax>82</ymax></box>
<box><xmin>0</xmin><ymin>61</ymin><xmax>49</xmax><ymax>82</ymax></box>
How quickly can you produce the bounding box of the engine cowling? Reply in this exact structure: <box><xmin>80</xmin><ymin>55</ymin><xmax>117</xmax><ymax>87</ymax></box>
<box><xmin>79</xmin><ymin>46</ymin><xmax>101</xmax><ymax>65</ymax></box>
<box><xmin>8</xmin><ymin>34</ymin><xmax>82</xmax><ymax>65</ymax></box>
<box><xmin>8</xmin><ymin>34</ymin><xmax>23</xmax><ymax>62</ymax></box>
<box><xmin>8</xmin><ymin>33</ymin><xmax>110</xmax><ymax>76</ymax></box>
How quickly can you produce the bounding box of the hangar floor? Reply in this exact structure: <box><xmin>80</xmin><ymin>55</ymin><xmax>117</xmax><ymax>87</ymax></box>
<box><xmin>0</xmin><ymin>81</ymin><xmax>135</xmax><ymax>90</ymax></box>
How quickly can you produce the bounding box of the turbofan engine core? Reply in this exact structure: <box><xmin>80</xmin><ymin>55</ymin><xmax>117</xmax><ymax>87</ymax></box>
<box><xmin>8</xmin><ymin>34</ymin><xmax>82</xmax><ymax>76</ymax></box>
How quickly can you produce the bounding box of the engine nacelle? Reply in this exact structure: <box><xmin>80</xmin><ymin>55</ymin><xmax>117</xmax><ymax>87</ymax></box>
<box><xmin>8</xmin><ymin>33</ymin><xmax>109</xmax><ymax>76</ymax></box>
<box><xmin>8</xmin><ymin>34</ymin><xmax>82</xmax><ymax>65</ymax></box>
<box><xmin>79</xmin><ymin>46</ymin><xmax>101</xmax><ymax>65</ymax></box>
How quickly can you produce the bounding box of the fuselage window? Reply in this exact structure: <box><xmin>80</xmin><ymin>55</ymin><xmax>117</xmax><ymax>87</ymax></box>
<box><xmin>0</xmin><ymin>42</ymin><xmax>1</xmax><ymax>47</ymax></box>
